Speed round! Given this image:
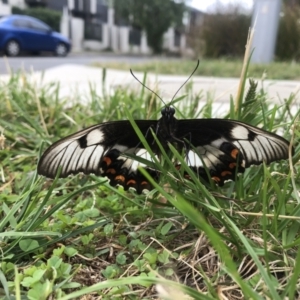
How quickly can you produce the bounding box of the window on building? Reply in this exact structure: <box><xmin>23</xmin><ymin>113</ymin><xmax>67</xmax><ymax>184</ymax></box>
<box><xmin>96</xmin><ymin>1</ymin><xmax>108</xmax><ymax>22</ymax></box>
<box><xmin>83</xmin><ymin>0</ymin><xmax>90</xmax><ymax>13</ymax></box>
<box><xmin>85</xmin><ymin>21</ymin><xmax>102</xmax><ymax>41</ymax></box>
<box><xmin>74</xmin><ymin>0</ymin><xmax>83</xmax><ymax>11</ymax></box>
<box><xmin>174</xmin><ymin>29</ymin><xmax>181</xmax><ymax>47</ymax></box>
<box><xmin>129</xmin><ymin>26</ymin><xmax>141</xmax><ymax>46</ymax></box>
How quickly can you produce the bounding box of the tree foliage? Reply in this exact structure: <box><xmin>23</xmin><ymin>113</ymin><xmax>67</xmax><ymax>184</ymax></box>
<box><xmin>114</xmin><ymin>0</ymin><xmax>186</xmax><ymax>54</ymax></box>
<box><xmin>276</xmin><ymin>4</ymin><xmax>300</xmax><ymax>60</ymax></box>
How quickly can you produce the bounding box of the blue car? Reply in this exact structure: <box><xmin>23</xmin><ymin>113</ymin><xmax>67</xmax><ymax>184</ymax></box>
<box><xmin>0</xmin><ymin>15</ymin><xmax>71</xmax><ymax>57</ymax></box>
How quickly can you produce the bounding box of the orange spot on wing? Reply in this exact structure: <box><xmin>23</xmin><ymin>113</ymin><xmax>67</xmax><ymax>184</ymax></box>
<box><xmin>221</xmin><ymin>171</ymin><xmax>232</xmax><ymax>177</ymax></box>
<box><xmin>106</xmin><ymin>168</ymin><xmax>116</xmax><ymax>174</ymax></box>
<box><xmin>103</xmin><ymin>156</ymin><xmax>112</xmax><ymax>166</ymax></box>
<box><xmin>126</xmin><ymin>179</ymin><xmax>137</xmax><ymax>186</ymax></box>
<box><xmin>211</xmin><ymin>176</ymin><xmax>221</xmax><ymax>183</ymax></box>
<box><xmin>229</xmin><ymin>163</ymin><xmax>237</xmax><ymax>169</ymax></box>
<box><xmin>115</xmin><ymin>175</ymin><xmax>125</xmax><ymax>182</ymax></box>
<box><xmin>231</xmin><ymin>149</ymin><xmax>239</xmax><ymax>159</ymax></box>
<box><xmin>141</xmin><ymin>181</ymin><xmax>149</xmax><ymax>186</ymax></box>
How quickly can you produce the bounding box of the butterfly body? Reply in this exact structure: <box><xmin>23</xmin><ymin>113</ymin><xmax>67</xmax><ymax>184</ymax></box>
<box><xmin>38</xmin><ymin>106</ymin><xmax>292</xmax><ymax>193</ymax></box>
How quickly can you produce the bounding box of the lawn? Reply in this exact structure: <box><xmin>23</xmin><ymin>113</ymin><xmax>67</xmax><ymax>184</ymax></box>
<box><xmin>93</xmin><ymin>58</ymin><xmax>300</xmax><ymax>80</ymax></box>
<box><xmin>0</xmin><ymin>60</ymin><xmax>299</xmax><ymax>299</ymax></box>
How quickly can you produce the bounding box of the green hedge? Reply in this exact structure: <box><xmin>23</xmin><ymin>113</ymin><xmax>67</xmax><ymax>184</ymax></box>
<box><xmin>12</xmin><ymin>7</ymin><xmax>61</xmax><ymax>32</ymax></box>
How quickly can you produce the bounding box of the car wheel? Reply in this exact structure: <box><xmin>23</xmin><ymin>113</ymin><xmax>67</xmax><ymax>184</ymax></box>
<box><xmin>54</xmin><ymin>43</ymin><xmax>68</xmax><ymax>57</ymax></box>
<box><xmin>5</xmin><ymin>40</ymin><xmax>20</xmax><ymax>57</ymax></box>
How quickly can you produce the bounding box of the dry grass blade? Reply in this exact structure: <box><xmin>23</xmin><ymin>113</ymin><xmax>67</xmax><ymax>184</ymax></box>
<box><xmin>235</xmin><ymin>26</ymin><xmax>255</xmax><ymax>112</ymax></box>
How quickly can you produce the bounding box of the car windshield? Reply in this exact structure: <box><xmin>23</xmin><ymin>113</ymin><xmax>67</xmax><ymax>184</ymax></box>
<box><xmin>0</xmin><ymin>16</ymin><xmax>10</xmax><ymax>24</ymax></box>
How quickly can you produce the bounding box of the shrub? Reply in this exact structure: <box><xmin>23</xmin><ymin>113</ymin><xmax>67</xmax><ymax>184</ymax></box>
<box><xmin>188</xmin><ymin>5</ymin><xmax>251</xmax><ymax>59</ymax></box>
<box><xmin>12</xmin><ymin>6</ymin><xmax>61</xmax><ymax>32</ymax></box>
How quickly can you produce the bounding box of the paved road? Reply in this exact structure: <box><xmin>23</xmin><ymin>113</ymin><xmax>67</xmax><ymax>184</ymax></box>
<box><xmin>0</xmin><ymin>53</ymin><xmax>166</xmax><ymax>74</ymax></box>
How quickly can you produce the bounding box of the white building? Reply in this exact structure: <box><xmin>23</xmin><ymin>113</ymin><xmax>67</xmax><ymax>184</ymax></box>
<box><xmin>0</xmin><ymin>0</ymin><xmax>203</xmax><ymax>55</ymax></box>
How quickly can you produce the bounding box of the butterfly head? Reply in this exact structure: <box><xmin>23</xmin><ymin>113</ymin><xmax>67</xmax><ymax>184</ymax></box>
<box><xmin>161</xmin><ymin>106</ymin><xmax>175</xmax><ymax>121</ymax></box>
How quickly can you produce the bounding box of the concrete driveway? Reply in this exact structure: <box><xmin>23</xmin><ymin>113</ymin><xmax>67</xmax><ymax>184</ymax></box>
<box><xmin>0</xmin><ymin>59</ymin><xmax>299</xmax><ymax>116</ymax></box>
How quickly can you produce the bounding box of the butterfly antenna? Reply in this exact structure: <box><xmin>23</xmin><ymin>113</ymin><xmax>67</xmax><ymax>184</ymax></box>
<box><xmin>130</xmin><ymin>69</ymin><xmax>166</xmax><ymax>106</ymax></box>
<box><xmin>170</xmin><ymin>59</ymin><xmax>200</xmax><ymax>105</ymax></box>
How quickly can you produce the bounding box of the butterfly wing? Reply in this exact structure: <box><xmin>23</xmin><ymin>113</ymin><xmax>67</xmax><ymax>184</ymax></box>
<box><xmin>38</xmin><ymin>117</ymin><xmax>291</xmax><ymax>191</ymax></box>
<box><xmin>177</xmin><ymin>119</ymin><xmax>291</xmax><ymax>184</ymax></box>
<box><xmin>38</xmin><ymin>120</ymin><xmax>158</xmax><ymax>193</ymax></box>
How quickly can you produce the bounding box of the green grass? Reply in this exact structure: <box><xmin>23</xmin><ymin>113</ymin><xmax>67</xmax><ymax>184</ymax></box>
<box><xmin>93</xmin><ymin>58</ymin><xmax>300</xmax><ymax>80</ymax></box>
<box><xmin>0</xmin><ymin>64</ymin><xmax>299</xmax><ymax>300</ymax></box>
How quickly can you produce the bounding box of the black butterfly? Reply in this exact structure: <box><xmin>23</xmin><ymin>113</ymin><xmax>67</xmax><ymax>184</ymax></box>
<box><xmin>38</xmin><ymin>105</ymin><xmax>292</xmax><ymax>194</ymax></box>
<box><xmin>38</xmin><ymin>61</ymin><xmax>292</xmax><ymax>193</ymax></box>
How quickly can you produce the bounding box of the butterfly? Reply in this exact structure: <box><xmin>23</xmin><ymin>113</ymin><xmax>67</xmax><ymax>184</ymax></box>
<box><xmin>37</xmin><ymin>103</ymin><xmax>292</xmax><ymax>194</ymax></box>
<box><xmin>38</xmin><ymin>61</ymin><xmax>292</xmax><ymax>193</ymax></box>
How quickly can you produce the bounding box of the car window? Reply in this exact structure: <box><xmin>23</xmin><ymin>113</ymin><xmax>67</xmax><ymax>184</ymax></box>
<box><xmin>13</xmin><ymin>18</ymin><xmax>31</xmax><ymax>28</ymax></box>
<box><xmin>29</xmin><ymin>19</ymin><xmax>50</xmax><ymax>31</ymax></box>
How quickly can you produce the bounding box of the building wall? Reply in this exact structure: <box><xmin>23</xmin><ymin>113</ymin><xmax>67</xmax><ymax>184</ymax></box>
<box><xmin>7</xmin><ymin>0</ymin><xmax>26</xmax><ymax>9</ymax></box>
<box><xmin>47</xmin><ymin>0</ymin><xmax>68</xmax><ymax>11</ymax></box>
<box><xmin>0</xmin><ymin>2</ymin><xmax>11</xmax><ymax>15</ymax></box>
<box><xmin>0</xmin><ymin>0</ymin><xmax>26</xmax><ymax>15</ymax></box>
